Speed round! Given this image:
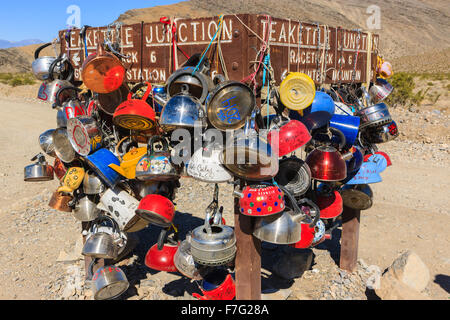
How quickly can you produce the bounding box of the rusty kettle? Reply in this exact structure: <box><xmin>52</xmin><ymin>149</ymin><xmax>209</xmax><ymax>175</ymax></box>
<box><xmin>81</xmin><ymin>43</ymin><xmax>126</xmax><ymax>94</ymax></box>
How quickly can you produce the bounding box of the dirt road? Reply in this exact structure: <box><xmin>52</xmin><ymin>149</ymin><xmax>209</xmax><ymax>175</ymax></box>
<box><xmin>0</xmin><ymin>96</ymin><xmax>448</xmax><ymax>300</ymax></box>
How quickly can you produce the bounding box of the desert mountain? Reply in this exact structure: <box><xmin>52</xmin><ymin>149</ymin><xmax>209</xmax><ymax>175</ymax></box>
<box><xmin>117</xmin><ymin>0</ymin><xmax>450</xmax><ymax>62</ymax></box>
<box><xmin>1</xmin><ymin>0</ymin><xmax>449</xmax><ymax>73</ymax></box>
<box><xmin>0</xmin><ymin>39</ymin><xmax>43</xmax><ymax>49</ymax></box>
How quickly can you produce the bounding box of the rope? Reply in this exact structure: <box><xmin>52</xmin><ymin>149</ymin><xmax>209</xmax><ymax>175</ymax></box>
<box><xmin>160</xmin><ymin>17</ymin><xmax>191</xmax><ymax>72</ymax></box>
<box><xmin>192</xmin><ymin>14</ymin><xmax>224</xmax><ymax>75</ymax></box>
<box><xmin>241</xmin><ymin>15</ymin><xmax>271</xmax><ymax>91</ymax></box>
<box><xmin>233</xmin><ymin>14</ymin><xmax>266</xmax><ymax>44</ymax></box>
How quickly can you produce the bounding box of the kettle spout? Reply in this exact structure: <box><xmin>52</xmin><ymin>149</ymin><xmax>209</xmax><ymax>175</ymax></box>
<box><xmin>152</xmin><ymin>93</ymin><xmax>168</xmax><ymax>107</ymax></box>
<box><xmin>108</xmin><ymin>164</ymin><xmax>134</xmax><ymax>179</ymax></box>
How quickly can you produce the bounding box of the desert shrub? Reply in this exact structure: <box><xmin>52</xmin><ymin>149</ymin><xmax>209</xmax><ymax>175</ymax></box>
<box><xmin>386</xmin><ymin>72</ymin><xmax>417</xmax><ymax>108</ymax></box>
<box><xmin>0</xmin><ymin>73</ymin><xmax>35</xmax><ymax>86</ymax></box>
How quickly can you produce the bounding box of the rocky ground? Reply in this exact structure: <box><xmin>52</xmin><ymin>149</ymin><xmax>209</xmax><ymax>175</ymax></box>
<box><xmin>0</xmin><ymin>82</ymin><xmax>448</xmax><ymax>300</ymax></box>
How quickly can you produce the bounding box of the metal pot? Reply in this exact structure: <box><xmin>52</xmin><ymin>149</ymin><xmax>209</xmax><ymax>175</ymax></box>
<box><xmin>289</xmin><ymin>198</ymin><xmax>322</xmax><ymax>249</ymax></box>
<box><xmin>190</xmin><ymin>207</ymin><xmax>236</xmax><ymax>267</ymax></box>
<box><xmin>24</xmin><ymin>153</ymin><xmax>54</xmax><ymax>182</ymax></box>
<box><xmin>67</xmin><ymin>116</ymin><xmax>103</xmax><ymax>156</ymax></box>
<box><xmin>236</xmin><ymin>184</ymin><xmax>285</xmax><ymax>217</ymax></box>
<box><xmin>299</xmin><ymin>111</ymin><xmax>332</xmax><ymax>132</ymax></box>
<box><xmin>369</xmin><ymin>78</ymin><xmax>393</xmax><ymax>104</ymax></box>
<box><xmin>221</xmin><ymin>117</ymin><xmax>279</xmax><ymax>181</ymax></box>
<box><xmin>38</xmin><ymin>129</ymin><xmax>57</xmax><ymax>158</ymax></box>
<box><xmin>52</xmin><ymin>128</ymin><xmax>77</xmax><ymax>164</ymax></box>
<box><xmin>187</xmin><ymin>142</ymin><xmax>232</xmax><ymax>183</ymax></box>
<box><xmin>159</xmin><ymin>94</ymin><xmax>207</xmax><ymax>131</ymax></box>
<box><xmin>90</xmin><ymin>263</ymin><xmax>129</xmax><ymax>300</ymax></box>
<box><xmin>48</xmin><ymin>191</ymin><xmax>73</xmax><ymax>212</ymax></box>
<box><xmin>279</xmin><ymin>72</ymin><xmax>316</xmax><ymax>111</ymax></box>
<box><xmin>206</xmin><ymin>81</ymin><xmax>256</xmax><ymax>131</ymax></box>
<box><xmin>81</xmin><ymin>42</ymin><xmax>126</xmax><ymax>94</ymax></box>
<box><xmin>267</xmin><ymin>117</ymin><xmax>312</xmax><ymax>157</ymax></box>
<box><xmin>31</xmin><ymin>42</ymin><xmax>58</xmax><ymax>81</ymax></box>
<box><xmin>113</xmin><ymin>82</ymin><xmax>157</xmax><ymax>131</ymax></box>
<box><xmin>109</xmin><ymin>142</ymin><xmax>147</xmax><ymax>180</ymax></box>
<box><xmin>135</xmin><ymin>136</ymin><xmax>180</xmax><ymax>181</ymax></box>
<box><xmin>174</xmin><ymin>236</ymin><xmax>203</xmax><ymax>280</ymax></box>
<box><xmin>57</xmin><ymin>167</ymin><xmax>85</xmax><ymax>193</ymax></box>
<box><xmin>315</xmin><ymin>184</ymin><xmax>343</xmax><ymax>219</ymax></box>
<box><xmin>145</xmin><ymin>227</ymin><xmax>179</xmax><ymax>273</ymax></box>
<box><xmin>340</xmin><ymin>184</ymin><xmax>373</xmax><ymax>210</ymax></box>
<box><xmin>85</xmin><ymin>148</ymin><xmax>121</xmax><ymax>188</ymax></box>
<box><xmin>274</xmin><ymin>157</ymin><xmax>311</xmax><ymax>197</ymax></box>
<box><xmin>37</xmin><ymin>80</ymin><xmax>73</xmax><ymax>104</ymax></box>
<box><xmin>330</xmin><ymin>114</ymin><xmax>361</xmax><ymax>147</ymax></box>
<box><xmin>192</xmin><ymin>270</ymin><xmax>236</xmax><ymax>301</ymax></box>
<box><xmin>135</xmin><ymin>194</ymin><xmax>175</xmax><ymax>227</ymax></box>
<box><xmin>97</xmin><ymin>84</ymin><xmax>130</xmax><ymax>115</ymax></box>
<box><xmin>356</xmin><ymin>102</ymin><xmax>392</xmax><ymax>129</ymax></box>
<box><xmin>166</xmin><ymin>67</ymin><xmax>212</xmax><ymax>103</ymax></box>
<box><xmin>98</xmin><ymin>188</ymin><xmax>141</xmax><ymax>232</ymax></box>
<box><xmin>73</xmin><ymin>195</ymin><xmax>101</xmax><ymax>222</ymax></box>
<box><xmin>306</xmin><ymin>146</ymin><xmax>347</xmax><ymax>182</ymax></box>
<box><xmin>54</xmin><ymin>87</ymin><xmax>86</xmax><ymax>128</ymax></box>
<box><xmin>82</xmin><ymin>216</ymin><xmax>120</xmax><ymax>259</ymax></box>
<box><xmin>363</xmin><ymin>120</ymin><xmax>399</xmax><ymax>144</ymax></box>
<box><xmin>83</xmin><ymin>171</ymin><xmax>106</xmax><ymax>195</ymax></box>
<box><xmin>253</xmin><ymin>186</ymin><xmax>311</xmax><ymax>245</ymax></box>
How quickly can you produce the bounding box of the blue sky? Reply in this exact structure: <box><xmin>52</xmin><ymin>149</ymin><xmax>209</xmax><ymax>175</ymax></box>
<box><xmin>0</xmin><ymin>0</ymin><xmax>182</xmax><ymax>42</ymax></box>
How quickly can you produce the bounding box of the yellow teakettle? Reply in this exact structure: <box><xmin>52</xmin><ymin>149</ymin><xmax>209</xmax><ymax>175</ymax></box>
<box><xmin>57</xmin><ymin>167</ymin><xmax>85</xmax><ymax>193</ymax></box>
<box><xmin>109</xmin><ymin>147</ymin><xmax>148</xmax><ymax>179</ymax></box>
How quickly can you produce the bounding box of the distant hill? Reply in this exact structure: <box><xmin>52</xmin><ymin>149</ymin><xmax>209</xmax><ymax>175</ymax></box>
<box><xmin>0</xmin><ymin>39</ymin><xmax>43</xmax><ymax>49</ymax></box>
<box><xmin>2</xmin><ymin>0</ymin><xmax>449</xmax><ymax>74</ymax></box>
<box><xmin>117</xmin><ymin>0</ymin><xmax>450</xmax><ymax>61</ymax></box>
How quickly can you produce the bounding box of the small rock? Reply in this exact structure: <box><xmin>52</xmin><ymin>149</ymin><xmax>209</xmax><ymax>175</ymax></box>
<box><xmin>389</xmin><ymin>251</ymin><xmax>430</xmax><ymax>292</ymax></box>
<box><xmin>375</xmin><ymin>272</ymin><xmax>430</xmax><ymax>300</ymax></box>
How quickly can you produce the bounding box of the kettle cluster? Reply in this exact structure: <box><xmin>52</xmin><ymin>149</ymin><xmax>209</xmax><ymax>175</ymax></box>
<box><xmin>25</xmin><ymin>31</ymin><xmax>398</xmax><ymax>300</ymax></box>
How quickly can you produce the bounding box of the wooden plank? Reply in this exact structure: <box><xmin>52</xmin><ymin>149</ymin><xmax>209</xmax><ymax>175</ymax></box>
<box><xmin>234</xmin><ymin>181</ymin><xmax>262</xmax><ymax>300</ymax></box>
<box><xmin>339</xmin><ymin>206</ymin><xmax>361</xmax><ymax>272</ymax></box>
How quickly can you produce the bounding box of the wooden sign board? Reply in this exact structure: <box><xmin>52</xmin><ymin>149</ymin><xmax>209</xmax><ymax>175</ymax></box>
<box><xmin>59</xmin><ymin>14</ymin><xmax>379</xmax><ymax>85</ymax></box>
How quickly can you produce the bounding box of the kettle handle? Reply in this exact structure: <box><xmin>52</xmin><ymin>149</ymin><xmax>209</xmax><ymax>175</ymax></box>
<box><xmin>311</xmin><ymin>126</ymin><xmax>347</xmax><ymax>151</ymax></box>
<box><xmin>92</xmin><ymin>215</ymin><xmax>120</xmax><ymax>235</ymax></box>
<box><xmin>297</xmin><ymin>197</ymin><xmax>321</xmax><ymax>228</ymax></box>
<box><xmin>157</xmin><ymin>225</ymin><xmax>179</xmax><ymax>250</ymax></box>
<box><xmin>157</xmin><ymin>228</ymin><xmax>168</xmax><ymax>251</ymax></box>
<box><xmin>129</xmin><ymin>82</ymin><xmax>153</xmax><ymax>102</ymax></box>
<box><xmin>277</xmin><ymin>184</ymin><xmax>303</xmax><ymax>216</ymax></box>
<box><xmin>48</xmin><ymin>55</ymin><xmax>75</xmax><ymax>82</ymax></box>
<box><xmin>34</xmin><ymin>42</ymin><xmax>53</xmax><ymax>59</ymax></box>
<box><xmin>147</xmin><ymin>136</ymin><xmax>169</xmax><ymax>157</ymax></box>
<box><xmin>53</xmin><ymin>86</ymin><xmax>82</xmax><ymax>109</ymax></box>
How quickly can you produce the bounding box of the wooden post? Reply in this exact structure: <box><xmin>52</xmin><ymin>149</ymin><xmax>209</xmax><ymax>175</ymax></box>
<box><xmin>234</xmin><ymin>182</ymin><xmax>262</xmax><ymax>300</ymax></box>
<box><xmin>339</xmin><ymin>206</ymin><xmax>361</xmax><ymax>272</ymax></box>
